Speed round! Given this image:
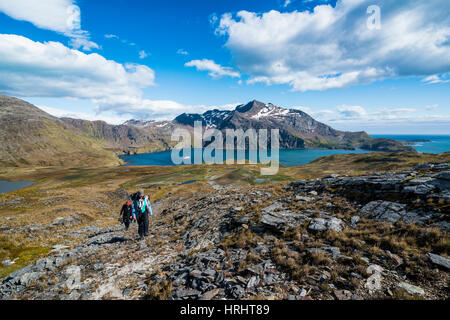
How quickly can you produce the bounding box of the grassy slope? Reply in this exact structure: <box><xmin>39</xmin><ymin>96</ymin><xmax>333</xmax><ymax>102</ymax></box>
<box><xmin>0</xmin><ymin>119</ymin><xmax>122</xmax><ymax>167</ymax></box>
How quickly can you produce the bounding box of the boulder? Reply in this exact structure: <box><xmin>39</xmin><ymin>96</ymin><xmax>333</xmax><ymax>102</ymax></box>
<box><xmin>427</xmin><ymin>253</ymin><xmax>450</xmax><ymax>270</ymax></box>
<box><xmin>261</xmin><ymin>204</ymin><xmax>310</xmax><ymax>233</ymax></box>
<box><xmin>200</xmin><ymin>288</ymin><xmax>220</xmax><ymax>300</ymax></box>
<box><xmin>435</xmin><ymin>170</ymin><xmax>450</xmax><ymax>181</ymax></box>
<box><xmin>359</xmin><ymin>201</ymin><xmax>406</xmax><ymax>223</ymax></box>
<box><xmin>246</xmin><ymin>276</ymin><xmax>260</xmax><ymax>289</ymax></box>
<box><xmin>308</xmin><ymin>217</ymin><xmax>344</xmax><ymax>232</ymax></box>
<box><xmin>350</xmin><ymin>216</ymin><xmax>360</xmax><ymax>227</ymax></box>
<box><xmin>174</xmin><ymin>288</ymin><xmax>201</xmax><ymax>299</ymax></box>
<box><xmin>402</xmin><ymin>184</ymin><xmax>435</xmax><ymax>195</ymax></box>
<box><xmin>365</xmin><ymin>264</ymin><xmax>383</xmax><ymax>293</ymax></box>
<box><xmin>398</xmin><ymin>282</ymin><xmax>425</xmax><ymax>296</ymax></box>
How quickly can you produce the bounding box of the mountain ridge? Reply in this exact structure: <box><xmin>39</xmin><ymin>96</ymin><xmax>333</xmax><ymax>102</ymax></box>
<box><xmin>170</xmin><ymin>100</ymin><xmax>415</xmax><ymax>152</ymax></box>
<box><xmin>0</xmin><ymin>95</ymin><xmax>415</xmax><ymax>167</ymax></box>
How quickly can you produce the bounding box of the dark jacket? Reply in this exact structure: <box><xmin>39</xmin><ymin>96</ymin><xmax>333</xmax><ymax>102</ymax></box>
<box><xmin>120</xmin><ymin>204</ymin><xmax>132</xmax><ymax>220</ymax></box>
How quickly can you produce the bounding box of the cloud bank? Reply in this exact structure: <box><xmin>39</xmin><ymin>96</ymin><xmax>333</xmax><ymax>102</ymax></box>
<box><xmin>216</xmin><ymin>0</ymin><xmax>450</xmax><ymax>91</ymax></box>
<box><xmin>0</xmin><ymin>34</ymin><xmax>155</xmax><ymax>113</ymax></box>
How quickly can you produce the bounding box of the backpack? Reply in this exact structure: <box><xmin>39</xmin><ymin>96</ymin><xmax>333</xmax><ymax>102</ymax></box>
<box><xmin>129</xmin><ymin>192</ymin><xmax>140</xmax><ymax>202</ymax></box>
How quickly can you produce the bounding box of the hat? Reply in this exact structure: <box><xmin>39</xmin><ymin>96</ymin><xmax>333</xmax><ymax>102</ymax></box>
<box><xmin>126</xmin><ymin>200</ymin><xmax>131</xmax><ymax>206</ymax></box>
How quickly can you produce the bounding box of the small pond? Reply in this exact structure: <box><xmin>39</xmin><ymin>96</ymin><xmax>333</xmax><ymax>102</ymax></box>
<box><xmin>0</xmin><ymin>180</ymin><xmax>34</xmax><ymax>194</ymax></box>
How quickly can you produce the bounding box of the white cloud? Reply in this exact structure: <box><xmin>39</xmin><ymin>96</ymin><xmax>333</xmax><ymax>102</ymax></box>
<box><xmin>185</xmin><ymin>59</ymin><xmax>241</xmax><ymax>79</ymax></box>
<box><xmin>139</xmin><ymin>50</ymin><xmax>148</xmax><ymax>59</ymax></box>
<box><xmin>177</xmin><ymin>49</ymin><xmax>189</xmax><ymax>55</ymax></box>
<box><xmin>69</xmin><ymin>36</ymin><xmax>100</xmax><ymax>51</ymax></box>
<box><xmin>425</xmin><ymin>104</ymin><xmax>439</xmax><ymax>110</ymax></box>
<box><xmin>217</xmin><ymin>0</ymin><xmax>450</xmax><ymax>91</ymax></box>
<box><xmin>104</xmin><ymin>34</ymin><xmax>119</xmax><ymax>39</ymax></box>
<box><xmin>39</xmin><ymin>102</ymin><xmax>242</xmax><ymax>124</ymax></box>
<box><xmin>337</xmin><ymin>105</ymin><xmax>368</xmax><ymax>119</ymax></box>
<box><xmin>38</xmin><ymin>105</ymin><xmax>130</xmax><ymax>125</ymax></box>
<box><xmin>0</xmin><ymin>34</ymin><xmax>156</xmax><ymax>116</ymax></box>
<box><xmin>295</xmin><ymin>105</ymin><xmax>433</xmax><ymax>123</ymax></box>
<box><xmin>422</xmin><ymin>74</ymin><xmax>450</xmax><ymax>84</ymax></box>
<box><xmin>292</xmin><ymin>105</ymin><xmax>312</xmax><ymax>113</ymax></box>
<box><xmin>97</xmin><ymin>101</ymin><xmax>242</xmax><ymax>121</ymax></box>
<box><xmin>0</xmin><ymin>0</ymin><xmax>99</xmax><ymax>51</ymax></box>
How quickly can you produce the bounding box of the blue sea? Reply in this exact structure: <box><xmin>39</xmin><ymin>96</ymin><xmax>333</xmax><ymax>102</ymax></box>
<box><xmin>120</xmin><ymin>135</ymin><xmax>450</xmax><ymax>167</ymax></box>
<box><xmin>372</xmin><ymin>135</ymin><xmax>450</xmax><ymax>154</ymax></box>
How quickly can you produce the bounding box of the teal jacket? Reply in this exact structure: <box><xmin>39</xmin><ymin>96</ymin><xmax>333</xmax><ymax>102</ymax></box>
<box><xmin>131</xmin><ymin>199</ymin><xmax>152</xmax><ymax>218</ymax></box>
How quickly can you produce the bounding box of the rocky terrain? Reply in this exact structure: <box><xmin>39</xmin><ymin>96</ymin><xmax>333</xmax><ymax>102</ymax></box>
<box><xmin>1</xmin><ymin>162</ymin><xmax>448</xmax><ymax>300</ymax></box>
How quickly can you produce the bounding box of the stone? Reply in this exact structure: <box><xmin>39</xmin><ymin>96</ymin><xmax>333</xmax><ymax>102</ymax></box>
<box><xmin>350</xmin><ymin>216</ymin><xmax>360</xmax><ymax>227</ymax></box>
<box><xmin>261</xmin><ymin>209</ymin><xmax>310</xmax><ymax>233</ymax></box>
<box><xmin>365</xmin><ymin>273</ymin><xmax>382</xmax><ymax>293</ymax></box>
<box><xmin>402</xmin><ymin>184</ymin><xmax>435</xmax><ymax>195</ymax></box>
<box><xmin>229</xmin><ymin>285</ymin><xmax>245</xmax><ymax>299</ymax></box>
<box><xmin>175</xmin><ymin>288</ymin><xmax>201</xmax><ymax>299</ymax></box>
<box><xmin>333</xmin><ymin>289</ymin><xmax>353</xmax><ymax>300</ymax></box>
<box><xmin>398</xmin><ymin>282</ymin><xmax>425</xmax><ymax>296</ymax></box>
<box><xmin>247</xmin><ymin>276</ymin><xmax>260</xmax><ymax>289</ymax></box>
<box><xmin>298</xmin><ymin>288</ymin><xmax>307</xmax><ymax>297</ymax></box>
<box><xmin>427</xmin><ymin>253</ymin><xmax>450</xmax><ymax>270</ymax></box>
<box><xmin>365</xmin><ymin>264</ymin><xmax>383</xmax><ymax>293</ymax></box>
<box><xmin>51</xmin><ymin>245</ymin><xmax>70</xmax><ymax>251</ymax></box>
<box><xmin>367</xmin><ymin>264</ymin><xmax>383</xmax><ymax>275</ymax></box>
<box><xmin>19</xmin><ymin>272</ymin><xmax>44</xmax><ymax>287</ymax></box>
<box><xmin>434</xmin><ymin>163</ymin><xmax>450</xmax><ymax>171</ymax></box>
<box><xmin>308</xmin><ymin>218</ymin><xmax>327</xmax><ymax>232</ymax></box>
<box><xmin>295</xmin><ymin>195</ymin><xmax>312</xmax><ymax>202</ymax></box>
<box><xmin>327</xmin><ymin>217</ymin><xmax>344</xmax><ymax>232</ymax></box>
<box><xmin>308</xmin><ymin>217</ymin><xmax>344</xmax><ymax>233</ymax></box>
<box><xmin>200</xmin><ymin>288</ymin><xmax>220</xmax><ymax>300</ymax></box>
<box><xmin>435</xmin><ymin>170</ymin><xmax>450</xmax><ymax>181</ymax></box>
<box><xmin>189</xmin><ymin>270</ymin><xmax>203</xmax><ymax>279</ymax></box>
<box><xmin>415</xmin><ymin>164</ymin><xmax>434</xmax><ymax>170</ymax></box>
<box><xmin>360</xmin><ymin>257</ymin><xmax>370</xmax><ymax>264</ymax></box>
<box><xmin>2</xmin><ymin>259</ymin><xmax>14</xmax><ymax>266</ymax></box>
<box><xmin>359</xmin><ymin>201</ymin><xmax>406</xmax><ymax>223</ymax></box>
<box><xmin>290</xmin><ymin>180</ymin><xmax>307</xmax><ymax>188</ymax></box>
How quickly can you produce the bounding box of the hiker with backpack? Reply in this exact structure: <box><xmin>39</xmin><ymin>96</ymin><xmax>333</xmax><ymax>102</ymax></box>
<box><xmin>131</xmin><ymin>190</ymin><xmax>152</xmax><ymax>240</ymax></box>
<box><xmin>119</xmin><ymin>200</ymin><xmax>133</xmax><ymax>231</ymax></box>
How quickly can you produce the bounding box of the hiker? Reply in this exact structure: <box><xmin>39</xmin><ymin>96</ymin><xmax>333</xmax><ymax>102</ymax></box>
<box><xmin>119</xmin><ymin>200</ymin><xmax>133</xmax><ymax>230</ymax></box>
<box><xmin>132</xmin><ymin>190</ymin><xmax>152</xmax><ymax>240</ymax></box>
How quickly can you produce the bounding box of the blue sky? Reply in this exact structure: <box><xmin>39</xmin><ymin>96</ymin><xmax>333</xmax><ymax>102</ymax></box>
<box><xmin>0</xmin><ymin>0</ymin><xmax>449</xmax><ymax>134</ymax></box>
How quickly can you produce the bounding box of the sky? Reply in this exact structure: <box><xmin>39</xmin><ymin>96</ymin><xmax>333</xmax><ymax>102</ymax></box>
<box><xmin>0</xmin><ymin>0</ymin><xmax>449</xmax><ymax>134</ymax></box>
